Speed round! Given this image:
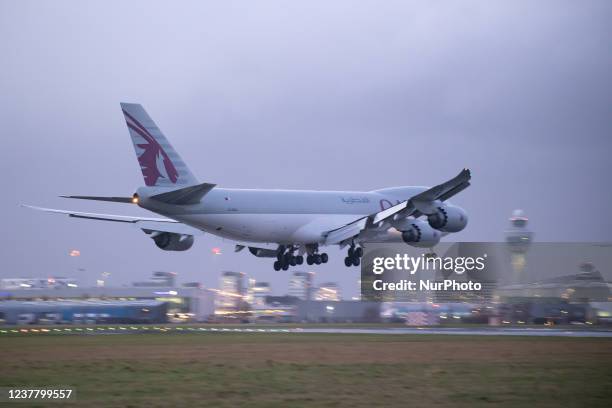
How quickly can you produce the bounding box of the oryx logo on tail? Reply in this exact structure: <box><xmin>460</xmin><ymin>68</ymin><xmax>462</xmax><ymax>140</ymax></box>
<box><xmin>122</xmin><ymin>109</ymin><xmax>179</xmax><ymax>186</ymax></box>
<box><xmin>120</xmin><ymin>103</ymin><xmax>198</xmax><ymax>188</ymax></box>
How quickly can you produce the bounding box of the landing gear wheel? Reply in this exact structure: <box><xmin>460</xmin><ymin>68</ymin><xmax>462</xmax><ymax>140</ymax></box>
<box><xmin>296</xmin><ymin>255</ymin><xmax>304</xmax><ymax>265</ymax></box>
<box><xmin>352</xmin><ymin>257</ymin><xmax>361</xmax><ymax>267</ymax></box>
<box><xmin>344</xmin><ymin>257</ymin><xmax>352</xmax><ymax>267</ymax></box>
<box><xmin>348</xmin><ymin>246</ymin><xmax>354</xmax><ymax>257</ymax></box>
<box><xmin>282</xmin><ymin>263</ymin><xmax>289</xmax><ymax>271</ymax></box>
<box><xmin>290</xmin><ymin>256</ymin><xmax>297</xmax><ymax>266</ymax></box>
<box><xmin>273</xmin><ymin>261</ymin><xmax>282</xmax><ymax>271</ymax></box>
<box><xmin>321</xmin><ymin>253</ymin><xmax>329</xmax><ymax>263</ymax></box>
<box><xmin>314</xmin><ymin>254</ymin><xmax>322</xmax><ymax>265</ymax></box>
<box><xmin>306</xmin><ymin>255</ymin><xmax>314</xmax><ymax>265</ymax></box>
<box><xmin>354</xmin><ymin>247</ymin><xmax>363</xmax><ymax>258</ymax></box>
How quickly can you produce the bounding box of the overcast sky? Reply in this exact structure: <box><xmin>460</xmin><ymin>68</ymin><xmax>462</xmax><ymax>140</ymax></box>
<box><xmin>1</xmin><ymin>1</ymin><xmax>611</xmax><ymax>296</ymax></box>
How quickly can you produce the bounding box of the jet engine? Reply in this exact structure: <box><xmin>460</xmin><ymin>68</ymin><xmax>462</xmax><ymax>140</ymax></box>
<box><xmin>401</xmin><ymin>220</ymin><xmax>441</xmax><ymax>247</ymax></box>
<box><xmin>151</xmin><ymin>232</ymin><xmax>194</xmax><ymax>251</ymax></box>
<box><xmin>427</xmin><ymin>205</ymin><xmax>468</xmax><ymax>233</ymax></box>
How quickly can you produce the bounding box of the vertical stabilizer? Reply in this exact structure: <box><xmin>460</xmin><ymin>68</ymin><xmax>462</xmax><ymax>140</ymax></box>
<box><xmin>121</xmin><ymin>103</ymin><xmax>198</xmax><ymax>188</ymax></box>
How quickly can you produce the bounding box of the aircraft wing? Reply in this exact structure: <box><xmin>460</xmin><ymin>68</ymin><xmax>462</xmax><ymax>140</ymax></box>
<box><xmin>23</xmin><ymin>205</ymin><xmax>202</xmax><ymax>236</ymax></box>
<box><xmin>323</xmin><ymin>169</ymin><xmax>471</xmax><ymax>245</ymax></box>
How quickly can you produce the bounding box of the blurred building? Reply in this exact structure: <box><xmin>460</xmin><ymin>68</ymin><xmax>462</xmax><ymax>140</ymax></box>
<box><xmin>1</xmin><ymin>277</ymin><xmax>78</xmax><ymax>290</ymax></box>
<box><xmin>588</xmin><ymin>302</ymin><xmax>612</xmax><ymax>325</ymax></box>
<box><xmin>289</xmin><ymin>272</ymin><xmax>314</xmax><ymax>300</ymax></box>
<box><xmin>497</xmin><ymin>265</ymin><xmax>612</xmax><ymax>302</ymax></box>
<box><xmin>315</xmin><ymin>282</ymin><xmax>341</xmax><ymax>301</ymax></box>
<box><xmin>498</xmin><ymin>297</ymin><xmax>587</xmax><ymax>325</ymax></box>
<box><xmin>252</xmin><ymin>295</ymin><xmax>299</xmax><ymax>323</ymax></box>
<box><xmin>243</xmin><ymin>296</ymin><xmax>381</xmax><ymax>323</ymax></box>
<box><xmin>220</xmin><ymin>271</ymin><xmax>246</xmax><ymax>296</ymax></box>
<box><xmin>0</xmin><ymin>300</ymin><xmax>167</xmax><ymax>325</ymax></box>
<box><xmin>0</xmin><ymin>286</ymin><xmax>215</xmax><ymax>323</ymax></box>
<box><xmin>132</xmin><ymin>271</ymin><xmax>176</xmax><ymax>287</ymax></box>
<box><xmin>248</xmin><ymin>281</ymin><xmax>271</xmax><ymax>308</ymax></box>
<box><xmin>381</xmin><ymin>302</ymin><xmax>492</xmax><ymax>325</ymax></box>
<box><xmin>246</xmin><ymin>281</ymin><xmax>277</xmax><ymax>321</ymax></box>
<box><xmin>214</xmin><ymin>271</ymin><xmax>248</xmax><ymax>319</ymax></box>
<box><xmin>295</xmin><ymin>300</ymin><xmax>380</xmax><ymax>323</ymax></box>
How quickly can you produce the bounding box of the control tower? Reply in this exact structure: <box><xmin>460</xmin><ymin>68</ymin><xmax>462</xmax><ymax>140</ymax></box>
<box><xmin>504</xmin><ymin>210</ymin><xmax>533</xmax><ymax>281</ymax></box>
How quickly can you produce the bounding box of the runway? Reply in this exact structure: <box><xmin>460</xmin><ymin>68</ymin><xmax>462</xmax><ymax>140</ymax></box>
<box><xmin>293</xmin><ymin>327</ymin><xmax>612</xmax><ymax>337</ymax></box>
<box><xmin>2</xmin><ymin>325</ymin><xmax>612</xmax><ymax>337</ymax></box>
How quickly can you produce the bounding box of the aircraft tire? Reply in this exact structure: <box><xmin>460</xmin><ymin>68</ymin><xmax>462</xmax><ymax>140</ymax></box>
<box><xmin>306</xmin><ymin>255</ymin><xmax>314</xmax><ymax>265</ymax></box>
<box><xmin>321</xmin><ymin>253</ymin><xmax>329</xmax><ymax>263</ymax></box>
<box><xmin>344</xmin><ymin>257</ymin><xmax>352</xmax><ymax>267</ymax></box>
<box><xmin>354</xmin><ymin>247</ymin><xmax>363</xmax><ymax>258</ymax></box>
<box><xmin>273</xmin><ymin>261</ymin><xmax>282</xmax><ymax>271</ymax></box>
<box><xmin>352</xmin><ymin>257</ymin><xmax>360</xmax><ymax>267</ymax></box>
<box><xmin>296</xmin><ymin>255</ymin><xmax>304</xmax><ymax>265</ymax></box>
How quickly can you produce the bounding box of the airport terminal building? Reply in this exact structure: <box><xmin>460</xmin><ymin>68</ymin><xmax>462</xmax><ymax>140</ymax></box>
<box><xmin>0</xmin><ymin>299</ymin><xmax>167</xmax><ymax>325</ymax></box>
<box><xmin>0</xmin><ymin>285</ymin><xmax>215</xmax><ymax>324</ymax></box>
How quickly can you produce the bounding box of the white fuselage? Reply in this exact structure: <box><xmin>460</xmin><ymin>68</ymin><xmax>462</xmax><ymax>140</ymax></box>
<box><xmin>137</xmin><ymin>186</ymin><xmax>432</xmax><ymax>244</ymax></box>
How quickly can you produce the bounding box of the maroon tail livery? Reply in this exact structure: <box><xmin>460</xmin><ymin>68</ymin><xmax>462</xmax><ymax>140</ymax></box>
<box><xmin>121</xmin><ymin>103</ymin><xmax>197</xmax><ymax>188</ymax></box>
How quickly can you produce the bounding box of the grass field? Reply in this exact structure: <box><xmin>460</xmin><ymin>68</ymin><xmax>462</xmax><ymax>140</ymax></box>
<box><xmin>1</xmin><ymin>332</ymin><xmax>611</xmax><ymax>407</ymax></box>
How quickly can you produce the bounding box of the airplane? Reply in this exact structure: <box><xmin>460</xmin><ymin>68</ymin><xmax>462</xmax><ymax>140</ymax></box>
<box><xmin>25</xmin><ymin>103</ymin><xmax>471</xmax><ymax>271</ymax></box>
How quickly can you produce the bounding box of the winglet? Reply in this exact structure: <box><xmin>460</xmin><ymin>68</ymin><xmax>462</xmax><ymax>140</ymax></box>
<box><xmin>412</xmin><ymin>168</ymin><xmax>471</xmax><ymax>213</ymax></box>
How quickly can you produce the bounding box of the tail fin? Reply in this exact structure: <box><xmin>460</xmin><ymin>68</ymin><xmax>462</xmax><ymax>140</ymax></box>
<box><xmin>121</xmin><ymin>103</ymin><xmax>198</xmax><ymax>188</ymax></box>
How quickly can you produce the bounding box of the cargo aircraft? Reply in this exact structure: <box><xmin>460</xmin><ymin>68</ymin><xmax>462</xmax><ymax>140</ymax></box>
<box><xmin>26</xmin><ymin>104</ymin><xmax>471</xmax><ymax>270</ymax></box>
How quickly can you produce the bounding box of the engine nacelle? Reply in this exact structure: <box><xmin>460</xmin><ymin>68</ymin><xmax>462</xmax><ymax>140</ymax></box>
<box><xmin>401</xmin><ymin>220</ymin><xmax>441</xmax><ymax>248</ymax></box>
<box><xmin>152</xmin><ymin>232</ymin><xmax>194</xmax><ymax>251</ymax></box>
<box><xmin>427</xmin><ymin>205</ymin><xmax>468</xmax><ymax>233</ymax></box>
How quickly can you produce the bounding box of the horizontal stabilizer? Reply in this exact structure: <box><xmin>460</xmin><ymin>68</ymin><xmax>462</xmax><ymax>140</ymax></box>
<box><xmin>60</xmin><ymin>195</ymin><xmax>134</xmax><ymax>203</ymax></box>
<box><xmin>150</xmin><ymin>182</ymin><xmax>216</xmax><ymax>205</ymax></box>
<box><xmin>23</xmin><ymin>205</ymin><xmax>176</xmax><ymax>223</ymax></box>
<box><xmin>23</xmin><ymin>205</ymin><xmax>202</xmax><ymax>236</ymax></box>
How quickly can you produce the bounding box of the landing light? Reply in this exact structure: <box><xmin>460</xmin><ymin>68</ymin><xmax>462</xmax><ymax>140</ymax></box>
<box><xmin>132</xmin><ymin>194</ymin><xmax>139</xmax><ymax>204</ymax></box>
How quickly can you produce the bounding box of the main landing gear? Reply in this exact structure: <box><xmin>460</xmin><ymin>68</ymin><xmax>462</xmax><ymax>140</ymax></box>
<box><xmin>273</xmin><ymin>252</ymin><xmax>303</xmax><ymax>271</ymax></box>
<box><xmin>306</xmin><ymin>244</ymin><xmax>328</xmax><ymax>266</ymax></box>
<box><xmin>272</xmin><ymin>245</ymin><xmax>328</xmax><ymax>270</ymax></box>
<box><xmin>306</xmin><ymin>252</ymin><xmax>328</xmax><ymax>265</ymax></box>
<box><xmin>273</xmin><ymin>245</ymin><xmax>306</xmax><ymax>271</ymax></box>
<box><xmin>344</xmin><ymin>244</ymin><xmax>363</xmax><ymax>267</ymax></box>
